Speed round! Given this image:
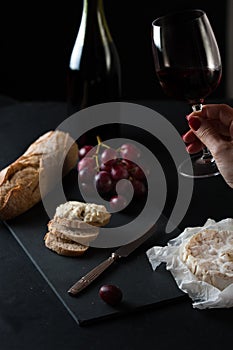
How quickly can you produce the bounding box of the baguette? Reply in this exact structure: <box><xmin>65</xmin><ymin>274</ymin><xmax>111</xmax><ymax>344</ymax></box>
<box><xmin>0</xmin><ymin>130</ymin><xmax>78</xmax><ymax>221</ymax></box>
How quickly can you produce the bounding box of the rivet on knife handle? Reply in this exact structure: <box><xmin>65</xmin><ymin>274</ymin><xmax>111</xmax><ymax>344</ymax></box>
<box><xmin>67</xmin><ymin>253</ymin><xmax>119</xmax><ymax>296</ymax></box>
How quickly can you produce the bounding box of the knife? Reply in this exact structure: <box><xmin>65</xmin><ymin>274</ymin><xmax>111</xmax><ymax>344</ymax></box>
<box><xmin>67</xmin><ymin>225</ymin><xmax>156</xmax><ymax>296</ymax></box>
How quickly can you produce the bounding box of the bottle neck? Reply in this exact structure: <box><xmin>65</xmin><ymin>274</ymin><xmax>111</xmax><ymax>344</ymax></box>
<box><xmin>83</xmin><ymin>0</ymin><xmax>112</xmax><ymax>40</ymax></box>
<box><xmin>83</xmin><ymin>0</ymin><xmax>104</xmax><ymax>17</ymax></box>
<box><xmin>70</xmin><ymin>0</ymin><xmax>113</xmax><ymax>70</ymax></box>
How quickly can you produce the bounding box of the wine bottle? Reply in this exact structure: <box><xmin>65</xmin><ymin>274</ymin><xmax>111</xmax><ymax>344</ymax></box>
<box><xmin>66</xmin><ymin>0</ymin><xmax>122</xmax><ymax>146</ymax></box>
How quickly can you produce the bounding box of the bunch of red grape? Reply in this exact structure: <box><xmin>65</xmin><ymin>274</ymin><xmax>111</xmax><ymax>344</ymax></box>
<box><xmin>77</xmin><ymin>140</ymin><xmax>148</xmax><ymax>210</ymax></box>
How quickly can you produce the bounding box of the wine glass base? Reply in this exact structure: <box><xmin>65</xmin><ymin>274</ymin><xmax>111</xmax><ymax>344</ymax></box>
<box><xmin>178</xmin><ymin>154</ymin><xmax>220</xmax><ymax>179</ymax></box>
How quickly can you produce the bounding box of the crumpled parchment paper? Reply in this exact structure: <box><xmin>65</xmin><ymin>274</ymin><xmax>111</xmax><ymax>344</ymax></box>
<box><xmin>146</xmin><ymin>218</ymin><xmax>233</xmax><ymax>309</ymax></box>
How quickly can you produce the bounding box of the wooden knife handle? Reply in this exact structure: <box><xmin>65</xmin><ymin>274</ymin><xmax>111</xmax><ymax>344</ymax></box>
<box><xmin>67</xmin><ymin>253</ymin><xmax>119</xmax><ymax>296</ymax></box>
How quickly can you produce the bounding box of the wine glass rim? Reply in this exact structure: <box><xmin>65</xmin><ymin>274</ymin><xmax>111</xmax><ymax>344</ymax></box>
<box><xmin>152</xmin><ymin>9</ymin><xmax>206</xmax><ymax>27</ymax></box>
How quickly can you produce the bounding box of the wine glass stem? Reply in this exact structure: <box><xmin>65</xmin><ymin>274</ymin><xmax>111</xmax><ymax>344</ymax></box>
<box><xmin>192</xmin><ymin>103</ymin><xmax>203</xmax><ymax>112</ymax></box>
<box><xmin>191</xmin><ymin>103</ymin><xmax>212</xmax><ymax>161</ymax></box>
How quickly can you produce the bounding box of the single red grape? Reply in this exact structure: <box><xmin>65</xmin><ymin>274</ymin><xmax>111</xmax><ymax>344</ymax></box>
<box><xmin>130</xmin><ymin>165</ymin><xmax>145</xmax><ymax>181</ymax></box>
<box><xmin>78</xmin><ymin>157</ymin><xmax>96</xmax><ymax>171</ymax></box>
<box><xmin>78</xmin><ymin>166</ymin><xmax>96</xmax><ymax>182</ymax></box>
<box><xmin>99</xmin><ymin>159</ymin><xmax>117</xmax><ymax>173</ymax></box>
<box><xmin>132</xmin><ymin>179</ymin><xmax>146</xmax><ymax>197</ymax></box>
<box><xmin>100</xmin><ymin>148</ymin><xmax>118</xmax><ymax>164</ymax></box>
<box><xmin>110</xmin><ymin>195</ymin><xmax>127</xmax><ymax>211</ymax></box>
<box><xmin>78</xmin><ymin>145</ymin><xmax>93</xmax><ymax>159</ymax></box>
<box><xmin>99</xmin><ymin>284</ymin><xmax>123</xmax><ymax>306</ymax></box>
<box><xmin>111</xmin><ymin>163</ymin><xmax>129</xmax><ymax>181</ymax></box>
<box><xmin>121</xmin><ymin>159</ymin><xmax>136</xmax><ymax>171</ymax></box>
<box><xmin>95</xmin><ymin>171</ymin><xmax>113</xmax><ymax>194</ymax></box>
<box><xmin>115</xmin><ymin>179</ymin><xmax>133</xmax><ymax>197</ymax></box>
<box><xmin>120</xmin><ymin>143</ymin><xmax>141</xmax><ymax>162</ymax></box>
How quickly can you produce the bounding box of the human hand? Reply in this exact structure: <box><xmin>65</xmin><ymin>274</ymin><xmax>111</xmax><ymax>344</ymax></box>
<box><xmin>182</xmin><ymin>104</ymin><xmax>233</xmax><ymax>188</ymax></box>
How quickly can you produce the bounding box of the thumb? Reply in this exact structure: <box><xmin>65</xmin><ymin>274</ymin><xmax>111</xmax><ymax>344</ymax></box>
<box><xmin>188</xmin><ymin>116</ymin><xmax>222</xmax><ymax>151</ymax></box>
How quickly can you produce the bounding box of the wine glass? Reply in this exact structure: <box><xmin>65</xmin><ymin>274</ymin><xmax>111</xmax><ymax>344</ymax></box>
<box><xmin>151</xmin><ymin>9</ymin><xmax>222</xmax><ymax>178</ymax></box>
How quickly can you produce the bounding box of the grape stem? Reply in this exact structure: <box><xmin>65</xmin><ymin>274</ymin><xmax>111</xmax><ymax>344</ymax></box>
<box><xmin>94</xmin><ymin>136</ymin><xmax>113</xmax><ymax>171</ymax></box>
<box><xmin>96</xmin><ymin>135</ymin><xmax>110</xmax><ymax>149</ymax></box>
<box><xmin>93</xmin><ymin>154</ymin><xmax>100</xmax><ymax>171</ymax></box>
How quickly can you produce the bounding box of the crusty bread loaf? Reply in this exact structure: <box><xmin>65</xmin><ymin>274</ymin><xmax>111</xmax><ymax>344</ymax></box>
<box><xmin>44</xmin><ymin>232</ymin><xmax>88</xmax><ymax>257</ymax></box>
<box><xmin>0</xmin><ymin>130</ymin><xmax>78</xmax><ymax>221</ymax></box>
<box><xmin>180</xmin><ymin>228</ymin><xmax>233</xmax><ymax>290</ymax></box>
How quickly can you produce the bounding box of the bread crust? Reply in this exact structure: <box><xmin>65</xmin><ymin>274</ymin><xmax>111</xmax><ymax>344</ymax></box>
<box><xmin>44</xmin><ymin>201</ymin><xmax>111</xmax><ymax>256</ymax></box>
<box><xmin>48</xmin><ymin>219</ymin><xmax>99</xmax><ymax>245</ymax></box>
<box><xmin>0</xmin><ymin>131</ymin><xmax>78</xmax><ymax>221</ymax></box>
<box><xmin>44</xmin><ymin>232</ymin><xmax>88</xmax><ymax>257</ymax></box>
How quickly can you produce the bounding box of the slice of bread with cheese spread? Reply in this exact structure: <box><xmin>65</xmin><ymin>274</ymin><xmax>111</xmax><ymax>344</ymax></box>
<box><xmin>44</xmin><ymin>201</ymin><xmax>111</xmax><ymax>257</ymax></box>
<box><xmin>54</xmin><ymin>201</ymin><xmax>111</xmax><ymax>227</ymax></box>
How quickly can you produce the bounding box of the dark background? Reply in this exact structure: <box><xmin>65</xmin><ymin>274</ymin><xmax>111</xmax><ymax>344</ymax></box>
<box><xmin>0</xmin><ymin>0</ymin><xmax>228</xmax><ymax>103</ymax></box>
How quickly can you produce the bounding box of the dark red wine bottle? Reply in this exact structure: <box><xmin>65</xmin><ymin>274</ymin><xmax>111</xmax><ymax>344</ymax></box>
<box><xmin>67</xmin><ymin>0</ymin><xmax>122</xmax><ymax>146</ymax></box>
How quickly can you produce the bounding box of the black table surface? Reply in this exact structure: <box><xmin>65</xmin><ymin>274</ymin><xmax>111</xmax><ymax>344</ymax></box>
<box><xmin>0</xmin><ymin>97</ymin><xmax>232</xmax><ymax>350</ymax></box>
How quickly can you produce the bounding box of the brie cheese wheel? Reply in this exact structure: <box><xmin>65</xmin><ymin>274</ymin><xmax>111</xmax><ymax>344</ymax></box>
<box><xmin>179</xmin><ymin>229</ymin><xmax>233</xmax><ymax>290</ymax></box>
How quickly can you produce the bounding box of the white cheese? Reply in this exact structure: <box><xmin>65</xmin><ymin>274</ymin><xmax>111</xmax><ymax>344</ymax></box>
<box><xmin>179</xmin><ymin>228</ymin><xmax>233</xmax><ymax>290</ymax></box>
<box><xmin>55</xmin><ymin>201</ymin><xmax>111</xmax><ymax>225</ymax></box>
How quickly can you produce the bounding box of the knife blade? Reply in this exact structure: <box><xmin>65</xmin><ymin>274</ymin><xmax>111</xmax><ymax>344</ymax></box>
<box><xmin>67</xmin><ymin>224</ymin><xmax>156</xmax><ymax>296</ymax></box>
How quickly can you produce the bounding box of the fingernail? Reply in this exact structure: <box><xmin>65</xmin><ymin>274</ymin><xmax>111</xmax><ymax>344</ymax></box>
<box><xmin>188</xmin><ymin>117</ymin><xmax>201</xmax><ymax>131</ymax></box>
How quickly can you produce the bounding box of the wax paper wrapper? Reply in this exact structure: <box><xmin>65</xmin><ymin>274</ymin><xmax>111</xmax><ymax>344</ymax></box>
<box><xmin>146</xmin><ymin>218</ymin><xmax>233</xmax><ymax>309</ymax></box>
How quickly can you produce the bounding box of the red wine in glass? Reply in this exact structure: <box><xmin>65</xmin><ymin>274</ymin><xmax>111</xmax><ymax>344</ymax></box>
<box><xmin>156</xmin><ymin>67</ymin><xmax>221</xmax><ymax>105</ymax></box>
<box><xmin>152</xmin><ymin>9</ymin><xmax>222</xmax><ymax>178</ymax></box>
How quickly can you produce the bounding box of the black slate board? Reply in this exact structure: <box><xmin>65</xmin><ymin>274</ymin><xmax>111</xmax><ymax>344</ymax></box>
<box><xmin>4</xmin><ymin>202</ymin><xmax>186</xmax><ymax>326</ymax></box>
<box><xmin>0</xmin><ymin>101</ymin><xmax>187</xmax><ymax>326</ymax></box>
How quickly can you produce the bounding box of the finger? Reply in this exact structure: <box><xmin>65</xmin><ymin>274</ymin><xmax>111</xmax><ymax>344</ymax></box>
<box><xmin>186</xmin><ymin>140</ymin><xmax>203</xmax><ymax>154</ymax></box>
<box><xmin>182</xmin><ymin>129</ymin><xmax>199</xmax><ymax>143</ymax></box>
<box><xmin>198</xmin><ymin>118</ymin><xmax>230</xmax><ymax>137</ymax></box>
<box><xmin>187</xmin><ymin>104</ymin><xmax>233</xmax><ymax>126</ymax></box>
<box><xmin>188</xmin><ymin>116</ymin><xmax>226</xmax><ymax>155</ymax></box>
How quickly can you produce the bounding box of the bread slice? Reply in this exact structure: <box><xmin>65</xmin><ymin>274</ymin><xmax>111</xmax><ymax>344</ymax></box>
<box><xmin>44</xmin><ymin>201</ymin><xmax>111</xmax><ymax>257</ymax></box>
<box><xmin>52</xmin><ymin>216</ymin><xmax>97</xmax><ymax>229</ymax></box>
<box><xmin>180</xmin><ymin>228</ymin><xmax>233</xmax><ymax>290</ymax></box>
<box><xmin>44</xmin><ymin>232</ymin><xmax>89</xmax><ymax>257</ymax></box>
<box><xmin>54</xmin><ymin>201</ymin><xmax>111</xmax><ymax>227</ymax></box>
<box><xmin>48</xmin><ymin>218</ymin><xmax>99</xmax><ymax>245</ymax></box>
<box><xmin>0</xmin><ymin>130</ymin><xmax>78</xmax><ymax>221</ymax></box>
